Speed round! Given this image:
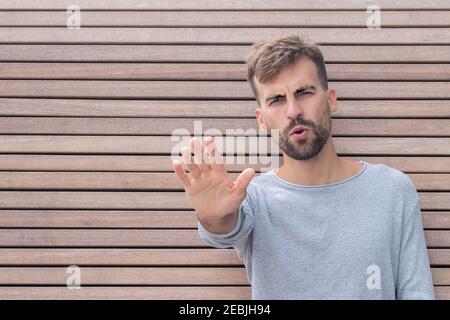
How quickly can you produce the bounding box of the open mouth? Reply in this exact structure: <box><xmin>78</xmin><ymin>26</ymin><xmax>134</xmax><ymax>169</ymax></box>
<box><xmin>292</xmin><ymin>129</ymin><xmax>306</xmax><ymax>135</ymax></box>
<box><xmin>290</xmin><ymin>126</ymin><xmax>308</xmax><ymax>136</ymax></box>
<box><xmin>289</xmin><ymin>126</ymin><xmax>309</xmax><ymax>140</ymax></box>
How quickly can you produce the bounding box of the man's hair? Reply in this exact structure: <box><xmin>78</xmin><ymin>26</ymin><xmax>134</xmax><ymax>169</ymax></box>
<box><xmin>245</xmin><ymin>35</ymin><xmax>329</xmax><ymax>105</ymax></box>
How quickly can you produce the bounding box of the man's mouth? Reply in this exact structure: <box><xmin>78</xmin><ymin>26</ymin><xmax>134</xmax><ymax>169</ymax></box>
<box><xmin>289</xmin><ymin>125</ymin><xmax>309</xmax><ymax>136</ymax></box>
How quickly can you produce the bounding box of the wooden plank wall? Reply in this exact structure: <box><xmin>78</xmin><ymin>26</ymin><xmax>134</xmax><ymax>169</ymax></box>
<box><xmin>0</xmin><ymin>0</ymin><xmax>449</xmax><ymax>299</ymax></box>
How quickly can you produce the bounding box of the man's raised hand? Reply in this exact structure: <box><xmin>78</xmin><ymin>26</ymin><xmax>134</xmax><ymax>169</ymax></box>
<box><xmin>172</xmin><ymin>136</ymin><xmax>255</xmax><ymax>225</ymax></box>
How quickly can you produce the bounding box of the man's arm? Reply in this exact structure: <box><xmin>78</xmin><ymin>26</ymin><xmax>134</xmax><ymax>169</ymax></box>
<box><xmin>197</xmin><ymin>185</ymin><xmax>255</xmax><ymax>249</ymax></box>
<box><xmin>396</xmin><ymin>195</ymin><xmax>435</xmax><ymax>299</ymax></box>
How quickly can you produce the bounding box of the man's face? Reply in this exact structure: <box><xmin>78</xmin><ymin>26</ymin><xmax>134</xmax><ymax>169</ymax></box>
<box><xmin>254</xmin><ymin>57</ymin><xmax>336</xmax><ymax>160</ymax></box>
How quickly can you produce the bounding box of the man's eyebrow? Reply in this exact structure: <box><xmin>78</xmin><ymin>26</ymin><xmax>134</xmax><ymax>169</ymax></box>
<box><xmin>265</xmin><ymin>93</ymin><xmax>285</xmax><ymax>104</ymax></box>
<box><xmin>296</xmin><ymin>85</ymin><xmax>316</xmax><ymax>92</ymax></box>
<box><xmin>265</xmin><ymin>85</ymin><xmax>316</xmax><ymax>103</ymax></box>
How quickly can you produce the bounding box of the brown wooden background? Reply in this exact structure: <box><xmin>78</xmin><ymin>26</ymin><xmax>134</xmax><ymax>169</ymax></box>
<box><xmin>0</xmin><ymin>0</ymin><xmax>449</xmax><ymax>299</ymax></box>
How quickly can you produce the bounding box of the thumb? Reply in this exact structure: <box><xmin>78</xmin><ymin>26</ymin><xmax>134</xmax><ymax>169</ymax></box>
<box><xmin>232</xmin><ymin>168</ymin><xmax>256</xmax><ymax>193</ymax></box>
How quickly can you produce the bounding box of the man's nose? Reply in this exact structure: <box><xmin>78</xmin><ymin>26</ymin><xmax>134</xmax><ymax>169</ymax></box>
<box><xmin>286</xmin><ymin>97</ymin><xmax>304</xmax><ymax>120</ymax></box>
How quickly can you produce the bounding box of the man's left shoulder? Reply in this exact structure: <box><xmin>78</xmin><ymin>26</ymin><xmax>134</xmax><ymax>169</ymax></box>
<box><xmin>370</xmin><ymin>162</ymin><xmax>418</xmax><ymax>198</ymax></box>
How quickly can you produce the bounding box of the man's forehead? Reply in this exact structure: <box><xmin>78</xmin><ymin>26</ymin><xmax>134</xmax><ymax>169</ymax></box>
<box><xmin>265</xmin><ymin>81</ymin><xmax>310</xmax><ymax>95</ymax></box>
<box><xmin>256</xmin><ymin>58</ymin><xmax>319</xmax><ymax>98</ymax></box>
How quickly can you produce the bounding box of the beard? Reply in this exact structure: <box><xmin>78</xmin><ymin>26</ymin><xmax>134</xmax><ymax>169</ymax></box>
<box><xmin>277</xmin><ymin>107</ymin><xmax>331</xmax><ymax>160</ymax></box>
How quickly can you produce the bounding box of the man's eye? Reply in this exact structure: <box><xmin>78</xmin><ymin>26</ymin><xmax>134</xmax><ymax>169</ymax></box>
<box><xmin>297</xmin><ymin>91</ymin><xmax>312</xmax><ymax>96</ymax></box>
<box><xmin>270</xmin><ymin>98</ymin><xmax>282</xmax><ymax>106</ymax></box>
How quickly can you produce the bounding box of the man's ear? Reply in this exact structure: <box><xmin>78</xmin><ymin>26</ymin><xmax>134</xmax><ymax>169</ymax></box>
<box><xmin>255</xmin><ymin>107</ymin><xmax>267</xmax><ymax>129</ymax></box>
<box><xmin>327</xmin><ymin>88</ymin><xmax>337</xmax><ymax>113</ymax></box>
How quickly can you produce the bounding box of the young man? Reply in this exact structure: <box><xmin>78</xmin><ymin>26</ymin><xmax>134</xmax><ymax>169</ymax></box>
<box><xmin>172</xmin><ymin>35</ymin><xmax>435</xmax><ymax>299</ymax></box>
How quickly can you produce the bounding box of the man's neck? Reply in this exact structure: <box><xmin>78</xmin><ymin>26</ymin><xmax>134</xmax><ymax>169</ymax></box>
<box><xmin>277</xmin><ymin>155</ymin><xmax>347</xmax><ymax>185</ymax></box>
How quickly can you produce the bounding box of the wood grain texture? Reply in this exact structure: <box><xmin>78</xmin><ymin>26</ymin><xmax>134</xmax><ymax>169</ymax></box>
<box><xmin>0</xmin><ymin>267</ymin><xmax>449</xmax><ymax>285</ymax></box>
<box><xmin>1</xmin><ymin>80</ymin><xmax>449</xmax><ymax>99</ymax></box>
<box><xmin>3</xmin><ymin>63</ymin><xmax>450</xmax><ymax>80</ymax></box>
<box><xmin>0</xmin><ymin>248</ymin><xmax>447</xmax><ymax>266</ymax></box>
<box><xmin>1</xmin><ymin>99</ymin><xmax>449</xmax><ymax>118</ymax></box>
<box><xmin>1</xmin><ymin>45</ymin><xmax>449</xmax><ymax>62</ymax></box>
<box><xmin>1</xmin><ymin>11</ymin><xmax>449</xmax><ymax>27</ymax></box>
<box><xmin>0</xmin><ymin>172</ymin><xmax>448</xmax><ymax>191</ymax></box>
<box><xmin>1</xmin><ymin>286</ymin><xmax>450</xmax><ymax>300</ymax></box>
<box><xmin>0</xmin><ymin>2</ymin><xmax>448</xmax><ymax>300</ymax></box>
<box><xmin>0</xmin><ymin>136</ymin><xmax>448</xmax><ymax>155</ymax></box>
<box><xmin>1</xmin><ymin>28</ymin><xmax>450</xmax><ymax>45</ymax></box>
<box><xmin>1</xmin><ymin>118</ymin><xmax>450</xmax><ymax>136</ymax></box>
<box><xmin>0</xmin><ymin>286</ymin><xmax>252</xmax><ymax>300</ymax></box>
<box><xmin>0</xmin><ymin>229</ymin><xmax>448</xmax><ymax>247</ymax></box>
<box><xmin>0</xmin><ymin>155</ymin><xmax>448</xmax><ymax>172</ymax></box>
<box><xmin>1</xmin><ymin>0</ymin><xmax>449</xmax><ymax>10</ymax></box>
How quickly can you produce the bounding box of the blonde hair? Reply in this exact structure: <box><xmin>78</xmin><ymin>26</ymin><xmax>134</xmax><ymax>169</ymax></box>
<box><xmin>245</xmin><ymin>35</ymin><xmax>328</xmax><ymax>105</ymax></box>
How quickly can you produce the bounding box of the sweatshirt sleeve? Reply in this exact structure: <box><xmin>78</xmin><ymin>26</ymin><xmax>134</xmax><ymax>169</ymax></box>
<box><xmin>395</xmin><ymin>193</ymin><xmax>435</xmax><ymax>299</ymax></box>
<box><xmin>197</xmin><ymin>183</ymin><xmax>256</xmax><ymax>249</ymax></box>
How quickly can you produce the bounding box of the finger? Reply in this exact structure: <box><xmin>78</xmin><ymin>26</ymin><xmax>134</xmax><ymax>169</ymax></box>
<box><xmin>231</xmin><ymin>168</ymin><xmax>256</xmax><ymax>194</ymax></box>
<box><xmin>202</xmin><ymin>136</ymin><xmax>215</xmax><ymax>166</ymax></box>
<box><xmin>200</xmin><ymin>137</ymin><xmax>214</xmax><ymax>172</ymax></box>
<box><xmin>172</xmin><ymin>159</ymin><xmax>192</xmax><ymax>188</ymax></box>
<box><xmin>192</xmin><ymin>137</ymin><xmax>211</xmax><ymax>172</ymax></box>
<box><xmin>190</xmin><ymin>137</ymin><xmax>203</xmax><ymax>166</ymax></box>
<box><xmin>204</xmin><ymin>137</ymin><xmax>226</xmax><ymax>173</ymax></box>
<box><xmin>181</xmin><ymin>146</ymin><xmax>201</xmax><ymax>179</ymax></box>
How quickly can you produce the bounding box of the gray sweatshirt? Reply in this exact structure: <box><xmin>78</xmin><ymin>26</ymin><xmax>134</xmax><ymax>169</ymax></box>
<box><xmin>197</xmin><ymin>160</ymin><xmax>435</xmax><ymax>299</ymax></box>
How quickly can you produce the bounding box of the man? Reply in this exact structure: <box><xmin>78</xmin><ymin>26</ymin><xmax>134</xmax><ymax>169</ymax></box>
<box><xmin>172</xmin><ymin>35</ymin><xmax>435</xmax><ymax>299</ymax></box>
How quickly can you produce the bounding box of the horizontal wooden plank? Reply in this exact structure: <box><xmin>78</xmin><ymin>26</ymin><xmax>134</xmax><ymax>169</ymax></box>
<box><xmin>0</xmin><ymin>172</ymin><xmax>235</xmax><ymax>190</ymax></box>
<box><xmin>0</xmin><ymin>209</ymin><xmax>447</xmax><ymax>229</ymax></box>
<box><xmin>1</xmin><ymin>0</ymin><xmax>448</xmax><ymax>10</ymax></box>
<box><xmin>0</xmin><ymin>136</ymin><xmax>449</xmax><ymax>156</ymax></box>
<box><xmin>423</xmin><ymin>212</ymin><xmax>450</xmax><ymax>229</ymax></box>
<box><xmin>0</xmin><ymin>191</ymin><xmax>193</xmax><ymax>209</ymax></box>
<box><xmin>432</xmin><ymin>269</ymin><xmax>450</xmax><ymax>285</ymax></box>
<box><xmin>409</xmin><ymin>175</ymin><xmax>450</xmax><ymax>190</ymax></box>
<box><xmin>0</xmin><ymin>172</ymin><xmax>448</xmax><ymax>191</ymax></box>
<box><xmin>2</xmin><ymin>99</ymin><xmax>256</xmax><ymax>117</ymax></box>
<box><xmin>1</xmin><ymin>11</ymin><xmax>449</xmax><ymax>27</ymax></box>
<box><xmin>0</xmin><ymin>229</ymin><xmax>205</xmax><ymax>247</ymax></box>
<box><xmin>1</xmin><ymin>28</ymin><xmax>449</xmax><ymax>44</ymax></box>
<box><xmin>429</xmin><ymin>249</ymin><xmax>450</xmax><ymax>266</ymax></box>
<box><xmin>0</xmin><ymin>154</ymin><xmax>273</xmax><ymax>171</ymax></box>
<box><xmin>0</xmin><ymin>267</ymin><xmax>249</xmax><ymax>285</ymax></box>
<box><xmin>0</xmin><ymin>286</ymin><xmax>449</xmax><ymax>300</ymax></box>
<box><xmin>0</xmin><ymin>210</ymin><xmax>198</xmax><ymax>228</ymax></box>
<box><xmin>0</xmin><ymin>155</ymin><xmax>448</xmax><ymax>173</ymax></box>
<box><xmin>1</xmin><ymin>99</ymin><xmax>450</xmax><ymax>118</ymax></box>
<box><xmin>0</xmin><ymin>248</ymin><xmax>242</xmax><ymax>266</ymax></box>
<box><xmin>0</xmin><ymin>229</ymin><xmax>448</xmax><ymax>247</ymax></box>
<box><xmin>0</xmin><ymin>286</ymin><xmax>251</xmax><ymax>300</ymax></box>
<box><xmin>1</xmin><ymin>80</ymin><xmax>449</xmax><ymax>99</ymax></box>
<box><xmin>0</xmin><ymin>248</ymin><xmax>447</xmax><ymax>266</ymax></box>
<box><xmin>0</xmin><ymin>192</ymin><xmax>446</xmax><ymax>210</ymax></box>
<box><xmin>2</xmin><ymin>63</ymin><xmax>450</xmax><ymax>81</ymax></box>
<box><xmin>1</xmin><ymin>118</ymin><xmax>449</xmax><ymax>136</ymax></box>
<box><xmin>0</xmin><ymin>117</ymin><xmax>259</xmax><ymax>135</ymax></box>
<box><xmin>424</xmin><ymin>231</ymin><xmax>450</xmax><ymax>247</ymax></box>
<box><xmin>1</xmin><ymin>45</ymin><xmax>448</xmax><ymax>63</ymax></box>
<box><xmin>0</xmin><ymin>267</ymin><xmax>448</xmax><ymax>285</ymax></box>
